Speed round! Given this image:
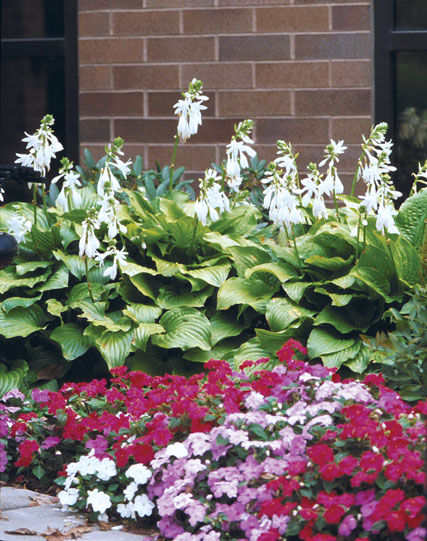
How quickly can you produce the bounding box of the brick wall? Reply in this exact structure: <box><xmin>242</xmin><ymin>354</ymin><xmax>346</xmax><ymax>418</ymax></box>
<box><xmin>78</xmin><ymin>0</ymin><xmax>372</xmax><ymax>188</ymax></box>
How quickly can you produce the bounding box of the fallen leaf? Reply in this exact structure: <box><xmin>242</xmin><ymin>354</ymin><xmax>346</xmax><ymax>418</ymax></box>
<box><xmin>5</xmin><ymin>529</ymin><xmax>39</xmax><ymax>535</ymax></box>
<box><xmin>43</xmin><ymin>525</ymin><xmax>93</xmax><ymax>540</ymax></box>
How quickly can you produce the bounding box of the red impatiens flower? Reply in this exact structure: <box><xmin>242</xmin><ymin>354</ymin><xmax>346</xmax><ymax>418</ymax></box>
<box><xmin>307</xmin><ymin>443</ymin><xmax>334</xmax><ymax>466</ymax></box>
<box><xmin>259</xmin><ymin>528</ymin><xmax>280</xmax><ymax>541</ymax></box>
<box><xmin>386</xmin><ymin>510</ymin><xmax>407</xmax><ymax>532</ymax></box>
<box><xmin>15</xmin><ymin>439</ymin><xmax>39</xmax><ymax>467</ymax></box>
<box><xmin>323</xmin><ymin>504</ymin><xmax>346</xmax><ymax>524</ymax></box>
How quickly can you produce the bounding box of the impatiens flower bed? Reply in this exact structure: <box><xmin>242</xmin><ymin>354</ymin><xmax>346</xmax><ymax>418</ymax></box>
<box><xmin>1</xmin><ymin>340</ymin><xmax>426</xmax><ymax>540</ymax></box>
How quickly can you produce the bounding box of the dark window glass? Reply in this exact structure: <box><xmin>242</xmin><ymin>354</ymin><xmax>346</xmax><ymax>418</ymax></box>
<box><xmin>394</xmin><ymin>51</ymin><xmax>427</xmax><ymax>195</ymax></box>
<box><xmin>393</xmin><ymin>0</ymin><xmax>427</xmax><ymax>31</ymax></box>
<box><xmin>1</xmin><ymin>0</ymin><xmax>64</xmax><ymax>39</ymax></box>
<box><xmin>0</xmin><ymin>56</ymin><xmax>66</xmax><ymax>164</ymax></box>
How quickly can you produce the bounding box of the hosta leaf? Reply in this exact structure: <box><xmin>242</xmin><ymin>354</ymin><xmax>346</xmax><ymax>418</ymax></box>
<box><xmin>67</xmin><ymin>282</ymin><xmax>107</xmax><ymax>304</ymax></box>
<box><xmin>395</xmin><ymin>188</ymin><xmax>427</xmax><ymax>249</ymax></box>
<box><xmin>26</xmin><ymin>226</ymin><xmax>59</xmax><ymax>254</ymax></box>
<box><xmin>157</xmin><ymin>285</ymin><xmax>212</xmax><ymax>309</ymax></box>
<box><xmin>167</xmin><ymin>218</ymin><xmax>201</xmax><ymax>248</ymax></box>
<box><xmin>183</xmin><ymin>264</ymin><xmax>231</xmax><ymax>288</ymax></box>
<box><xmin>73</xmin><ymin>300</ymin><xmax>129</xmax><ymax>332</ymax></box>
<box><xmin>233</xmin><ymin>338</ymin><xmax>271</xmax><ymax>369</ymax></box>
<box><xmin>266</xmin><ymin>298</ymin><xmax>314</xmax><ymax>332</ymax></box>
<box><xmin>130</xmin><ymin>345</ymin><xmax>167</xmax><ymax>375</ymax></box>
<box><xmin>217</xmin><ymin>277</ymin><xmax>277</xmax><ymax>311</ymax></box>
<box><xmin>0</xmin><ymin>202</ymin><xmax>49</xmax><ymax>229</ymax></box>
<box><xmin>152</xmin><ymin>256</ymin><xmax>186</xmax><ymax>277</ymax></box>
<box><xmin>321</xmin><ymin>340</ymin><xmax>362</xmax><ymax>369</ymax></box>
<box><xmin>390</xmin><ymin>236</ymin><xmax>422</xmax><ymax>287</ymax></box>
<box><xmin>129</xmin><ymin>274</ymin><xmax>159</xmax><ymax>301</ymax></box>
<box><xmin>60</xmin><ymin>221</ymin><xmax>79</xmax><ymax>249</ymax></box>
<box><xmin>132</xmin><ymin>323</ymin><xmax>164</xmax><ymax>351</ymax></box>
<box><xmin>96</xmin><ymin>330</ymin><xmax>133</xmax><ymax>368</ymax></box>
<box><xmin>203</xmin><ymin>231</ymin><xmax>240</xmax><ymax>249</ymax></box>
<box><xmin>256</xmin><ymin>328</ymin><xmax>298</xmax><ymax>353</ymax></box>
<box><xmin>0</xmin><ymin>267</ymin><xmax>51</xmax><ymax>294</ymax></box>
<box><xmin>245</xmin><ymin>262</ymin><xmax>297</xmax><ymax>283</ymax></box>
<box><xmin>211</xmin><ymin>311</ymin><xmax>247</xmax><ymax>345</ymax></box>
<box><xmin>314</xmin><ymin>300</ymin><xmax>376</xmax><ymax>333</ymax></box>
<box><xmin>282</xmin><ymin>281</ymin><xmax>313</xmax><ymax>303</ymax></box>
<box><xmin>0</xmin><ymin>305</ymin><xmax>46</xmax><ymax>338</ymax></box>
<box><xmin>159</xmin><ymin>197</ymin><xmax>187</xmax><ymax>220</ymax></box>
<box><xmin>1</xmin><ymin>294</ymin><xmax>42</xmax><ymax>313</ymax></box>
<box><xmin>313</xmin><ymin>287</ymin><xmax>353</xmax><ymax>307</ymax></box>
<box><xmin>152</xmin><ymin>308</ymin><xmax>212</xmax><ymax>351</ymax></box>
<box><xmin>119</xmin><ymin>259</ymin><xmax>157</xmax><ymax>277</ymax></box>
<box><xmin>46</xmin><ymin>299</ymin><xmax>67</xmax><ymax>318</ymax></box>
<box><xmin>330</xmin><ymin>275</ymin><xmax>356</xmax><ymax>289</ymax></box>
<box><xmin>350</xmin><ymin>267</ymin><xmax>394</xmax><ymax>302</ymax></box>
<box><xmin>50</xmin><ymin>323</ymin><xmax>94</xmax><ymax>361</ymax></box>
<box><xmin>226</xmin><ymin>246</ymin><xmax>271</xmax><ymax>277</ymax></box>
<box><xmin>184</xmin><ymin>341</ymin><xmax>237</xmax><ymax>364</ymax></box>
<box><xmin>357</xmin><ymin>245</ymin><xmax>395</xmax><ymax>281</ymax></box>
<box><xmin>53</xmin><ymin>250</ymin><xmax>94</xmax><ymax>280</ymax></box>
<box><xmin>343</xmin><ymin>344</ymin><xmax>372</xmax><ymax>373</ymax></box>
<box><xmin>307</xmin><ymin>327</ymin><xmax>356</xmax><ymax>359</ymax></box>
<box><xmin>304</xmin><ymin>255</ymin><xmax>353</xmax><ymax>272</ymax></box>
<box><xmin>38</xmin><ymin>264</ymin><xmax>69</xmax><ymax>292</ymax></box>
<box><xmin>0</xmin><ymin>360</ymin><xmax>28</xmax><ymax>397</ymax></box>
<box><xmin>15</xmin><ymin>260</ymin><xmax>52</xmax><ymax>275</ymax></box>
<box><xmin>123</xmin><ymin>303</ymin><xmax>162</xmax><ymax>323</ymax></box>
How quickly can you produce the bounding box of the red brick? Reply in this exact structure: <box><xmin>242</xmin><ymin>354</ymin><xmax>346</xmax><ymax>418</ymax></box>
<box><xmin>219</xmin><ymin>35</ymin><xmax>290</xmax><ymax>61</ymax></box>
<box><xmin>113</xmin><ymin>10</ymin><xmax>179</xmax><ymax>36</ymax></box>
<box><xmin>111</xmin><ymin>0</ymin><xmax>142</xmax><ymax>7</ymax></box>
<box><xmin>80</xmin><ymin>119</ymin><xmax>111</xmax><ymax>142</ymax></box>
<box><xmin>80</xmin><ymin>92</ymin><xmax>144</xmax><ymax>117</ymax></box>
<box><xmin>294</xmin><ymin>0</ymin><xmax>369</xmax><ymax>3</ymax></box>
<box><xmin>295</xmin><ymin>89</ymin><xmax>371</xmax><ymax>116</ymax></box>
<box><xmin>295</xmin><ymin>33</ymin><xmax>370</xmax><ymax>60</ymax></box>
<box><xmin>113</xmin><ymin>65</ymin><xmax>179</xmax><ymax>90</ymax></box>
<box><xmin>147</xmin><ymin>37</ymin><xmax>215</xmax><ymax>62</ymax></box>
<box><xmin>114</xmin><ymin>118</ymin><xmax>240</xmax><ymax>143</ymax></box>
<box><xmin>183</xmin><ymin>9</ymin><xmax>253</xmax><ymax>34</ymax></box>
<box><xmin>257</xmin><ymin>6</ymin><xmax>329</xmax><ymax>32</ymax></box>
<box><xmin>332</xmin><ymin>4</ymin><xmax>371</xmax><ymax>31</ymax></box>
<box><xmin>148</xmin><ymin>91</ymin><xmax>215</xmax><ymax>116</ymax></box>
<box><xmin>147</xmin><ymin>144</ymin><xmax>217</xmax><ymax>171</ymax></box>
<box><xmin>218</xmin><ymin>0</ymin><xmax>291</xmax><ymax>5</ymax></box>
<box><xmin>331</xmin><ymin>60</ymin><xmax>371</xmax><ymax>88</ymax></box>
<box><xmin>256</xmin><ymin>62</ymin><xmax>329</xmax><ymax>88</ymax></box>
<box><xmin>256</xmin><ymin>118</ymin><xmax>329</xmax><ymax>144</ymax></box>
<box><xmin>331</xmin><ymin>117</ymin><xmax>372</xmax><ymax>144</ymax></box>
<box><xmin>294</xmin><ymin>145</ymin><xmax>362</xmax><ymax>174</ymax></box>
<box><xmin>79</xmin><ymin>0</ymin><xmax>111</xmax><ymax>10</ymax></box>
<box><xmin>80</xmin><ymin>66</ymin><xmax>112</xmax><ymax>90</ymax></box>
<box><xmin>181</xmin><ymin>63</ymin><xmax>253</xmax><ymax>89</ymax></box>
<box><xmin>145</xmin><ymin>0</ymin><xmax>214</xmax><ymax>7</ymax></box>
<box><xmin>79</xmin><ymin>11</ymin><xmax>110</xmax><ymax>37</ymax></box>
<box><xmin>218</xmin><ymin>90</ymin><xmax>291</xmax><ymax>117</ymax></box>
<box><xmin>79</xmin><ymin>38</ymin><xmax>144</xmax><ymax>64</ymax></box>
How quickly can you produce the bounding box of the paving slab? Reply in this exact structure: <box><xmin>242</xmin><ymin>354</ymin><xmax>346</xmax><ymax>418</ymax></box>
<box><xmin>0</xmin><ymin>487</ymin><xmax>56</xmax><ymax>511</ymax></box>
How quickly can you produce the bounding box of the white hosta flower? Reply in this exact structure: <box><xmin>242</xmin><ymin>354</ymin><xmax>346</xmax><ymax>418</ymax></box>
<box><xmin>225</xmin><ymin>120</ymin><xmax>256</xmax><ymax>192</ymax></box>
<box><xmin>376</xmin><ymin>203</ymin><xmax>399</xmax><ymax>234</ymax></box>
<box><xmin>97</xmin><ymin>165</ymin><xmax>122</xmax><ymax>197</ymax></box>
<box><xmin>262</xmin><ymin>169</ymin><xmax>303</xmax><ymax>231</ymax></box>
<box><xmin>319</xmin><ymin>139</ymin><xmax>347</xmax><ymax>168</ymax></box>
<box><xmin>58</xmin><ymin>488</ymin><xmax>79</xmax><ymax>507</ymax></box>
<box><xmin>96</xmin><ymin>457</ymin><xmax>117</xmax><ymax>481</ymax></box>
<box><xmin>97</xmin><ymin>194</ymin><xmax>127</xmax><ymax>239</ymax></box>
<box><xmin>165</xmin><ymin>442</ymin><xmax>188</xmax><ymax>459</ymax></box>
<box><xmin>195</xmin><ymin>169</ymin><xmax>230</xmax><ymax>225</ymax></box>
<box><xmin>7</xmin><ymin>214</ymin><xmax>32</xmax><ymax>243</ymax></box>
<box><xmin>86</xmin><ymin>489</ymin><xmax>112</xmax><ymax>515</ymax></box>
<box><xmin>52</xmin><ymin>160</ymin><xmax>82</xmax><ymax>211</ymax></box>
<box><xmin>173</xmin><ymin>78</ymin><xmax>208</xmax><ymax>142</ymax></box>
<box><xmin>0</xmin><ymin>185</ymin><xmax>4</xmax><ymax>202</ymax></box>
<box><xmin>111</xmin><ymin>150</ymin><xmax>131</xmax><ymax>178</ymax></box>
<box><xmin>126</xmin><ymin>463</ymin><xmax>152</xmax><ymax>485</ymax></box>
<box><xmin>95</xmin><ymin>245</ymin><xmax>128</xmax><ymax>281</ymax></box>
<box><xmin>79</xmin><ymin>217</ymin><xmax>101</xmax><ymax>258</ymax></box>
<box><xmin>134</xmin><ymin>494</ymin><xmax>155</xmax><ymax>517</ymax></box>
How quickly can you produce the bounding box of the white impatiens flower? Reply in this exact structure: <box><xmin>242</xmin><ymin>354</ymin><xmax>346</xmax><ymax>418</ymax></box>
<box><xmin>173</xmin><ymin>78</ymin><xmax>208</xmax><ymax>142</ymax></box>
<box><xmin>58</xmin><ymin>488</ymin><xmax>79</xmax><ymax>508</ymax></box>
<box><xmin>165</xmin><ymin>442</ymin><xmax>188</xmax><ymax>459</ymax></box>
<box><xmin>194</xmin><ymin>168</ymin><xmax>230</xmax><ymax>225</ymax></box>
<box><xmin>15</xmin><ymin>114</ymin><xmax>63</xmax><ymax>178</ymax></box>
<box><xmin>134</xmin><ymin>494</ymin><xmax>155</xmax><ymax>517</ymax></box>
<box><xmin>225</xmin><ymin>119</ymin><xmax>256</xmax><ymax>192</ymax></box>
<box><xmin>117</xmin><ymin>501</ymin><xmax>136</xmax><ymax>519</ymax></box>
<box><xmin>79</xmin><ymin>216</ymin><xmax>101</xmax><ymax>258</ymax></box>
<box><xmin>7</xmin><ymin>214</ymin><xmax>32</xmax><ymax>243</ymax></box>
<box><xmin>126</xmin><ymin>463</ymin><xmax>152</xmax><ymax>485</ymax></box>
<box><xmin>123</xmin><ymin>482</ymin><xmax>138</xmax><ymax>502</ymax></box>
<box><xmin>96</xmin><ymin>457</ymin><xmax>117</xmax><ymax>481</ymax></box>
<box><xmin>86</xmin><ymin>489</ymin><xmax>112</xmax><ymax>515</ymax></box>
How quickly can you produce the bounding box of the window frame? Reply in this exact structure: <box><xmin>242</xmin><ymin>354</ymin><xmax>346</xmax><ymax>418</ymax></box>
<box><xmin>0</xmin><ymin>0</ymin><xmax>79</xmax><ymax>163</ymax></box>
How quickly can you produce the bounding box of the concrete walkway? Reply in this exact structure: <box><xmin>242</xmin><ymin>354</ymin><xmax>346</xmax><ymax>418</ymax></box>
<box><xmin>0</xmin><ymin>487</ymin><xmax>157</xmax><ymax>541</ymax></box>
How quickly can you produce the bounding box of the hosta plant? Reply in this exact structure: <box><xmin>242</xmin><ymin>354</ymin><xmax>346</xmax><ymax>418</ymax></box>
<box><xmin>0</xmin><ymin>82</ymin><xmax>425</xmax><ymax>394</ymax></box>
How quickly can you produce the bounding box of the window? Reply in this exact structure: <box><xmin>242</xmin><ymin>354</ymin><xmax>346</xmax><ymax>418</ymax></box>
<box><xmin>374</xmin><ymin>0</ymin><xmax>427</xmax><ymax>198</ymax></box>
<box><xmin>0</xmin><ymin>0</ymin><xmax>78</xmax><ymax>197</ymax></box>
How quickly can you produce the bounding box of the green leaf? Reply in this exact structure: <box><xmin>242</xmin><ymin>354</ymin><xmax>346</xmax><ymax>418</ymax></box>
<box><xmin>1</xmin><ymin>294</ymin><xmax>42</xmax><ymax>313</ymax></box>
<box><xmin>343</xmin><ymin>344</ymin><xmax>372</xmax><ymax>373</ymax></box>
<box><xmin>31</xmin><ymin>465</ymin><xmax>45</xmax><ymax>480</ymax></box>
<box><xmin>152</xmin><ymin>256</ymin><xmax>186</xmax><ymax>277</ymax></box>
<box><xmin>60</xmin><ymin>221</ymin><xmax>79</xmax><ymax>249</ymax></box>
<box><xmin>282</xmin><ymin>281</ymin><xmax>313</xmax><ymax>303</ymax></box>
<box><xmin>0</xmin><ymin>360</ymin><xmax>28</xmax><ymax>397</ymax></box>
<box><xmin>132</xmin><ymin>323</ymin><xmax>164</xmax><ymax>351</ymax></box>
<box><xmin>119</xmin><ymin>259</ymin><xmax>157</xmax><ymax>278</ymax></box>
<box><xmin>249</xmin><ymin>424</ymin><xmax>269</xmax><ymax>441</ymax></box>
<box><xmin>217</xmin><ymin>277</ymin><xmax>277</xmax><ymax>311</ymax></box>
<box><xmin>183</xmin><ymin>264</ymin><xmax>231</xmax><ymax>288</ymax></box>
<box><xmin>46</xmin><ymin>299</ymin><xmax>67</xmax><ymax>318</ymax></box>
<box><xmin>307</xmin><ymin>327</ymin><xmax>356</xmax><ymax>359</ymax></box>
<box><xmin>123</xmin><ymin>303</ymin><xmax>162</xmax><ymax>323</ymax></box>
<box><xmin>210</xmin><ymin>311</ymin><xmax>247</xmax><ymax>345</ymax></box>
<box><xmin>245</xmin><ymin>262</ymin><xmax>297</xmax><ymax>283</ymax></box>
<box><xmin>73</xmin><ymin>300</ymin><xmax>130</xmax><ymax>332</ymax></box>
<box><xmin>67</xmin><ymin>282</ymin><xmax>107</xmax><ymax>304</ymax></box>
<box><xmin>226</xmin><ymin>245</ymin><xmax>271</xmax><ymax>277</ymax></box>
<box><xmin>157</xmin><ymin>285</ymin><xmax>212</xmax><ymax>309</ymax></box>
<box><xmin>313</xmin><ymin>287</ymin><xmax>353</xmax><ymax>307</ymax></box>
<box><xmin>27</xmin><ymin>226</ymin><xmax>59</xmax><ymax>254</ymax></box>
<box><xmin>321</xmin><ymin>340</ymin><xmax>362</xmax><ymax>369</ymax></box>
<box><xmin>203</xmin><ymin>231</ymin><xmax>240</xmax><ymax>249</ymax></box>
<box><xmin>256</xmin><ymin>328</ymin><xmax>299</xmax><ymax>353</ymax></box>
<box><xmin>0</xmin><ymin>267</ymin><xmax>51</xmax><ymax>294</ymax></box>
<box><xmin>84</xmin><ymin>148</ymin><xmax>95</xmax><ymax>168</ymax></box>
<box><xmin>314</xmin><ymin>301</ymin><xmax>376</xmax><ymax>333</ymax></box>
<box><xmin>152</xmin><ymin>308</ymin><xmax>212</xmax><ymax>351</ymax></box>
<box><xmin>130</xmin><ymin>346</ymin><xmax>167</xmax><ymax>376</ymax></box>
<box><xmin>395</xmin><ymin>188</ymin><xmax>427</xmax><ymax>249</ymax></box>
<box><xmin>184</xmin><ymin>339</ymin><xmax>239</xmax><ymax>364</ymax></box>
<box><xmin>0</xmin><ymin>305</ymin><xmax>46</xmax><ymax>338</ymax></box>
<box><xmin>265</xmin><ymin>298</ymin><xmax>314</xmax><ymax>331</ymax></box>
<box><xmin>167</xmin><ymin>218</ymin><xmax>201</xmax><ymax>248</ymax></box>
<box><xmin>15</xmin><ymin>260</ymin><xmax>52</xmax><ymax>275</ymax></box>
<box><xmin>132</xmin><ymin>155</ymin><xmax>143</xmax><ymax>177</ymax></box>
<box><xmin>304</xmin><ymin>255</ymin><xmax>353</xmax><ymax>272</ymax></box>
<box><xmin>350</xmin><ymin>267</ymin><xmax>393</xmax><ymax>301</ymax></box>
<box><xmin>330</xmin><ymin>275</ymin><xmax>356</xmax><ymax>289</ymax></box>
<box><xmin>357</xmin><ymin>245</ymin><xmax>395</xmax><ymax>282</ymax></box>
<box><xmin>37</xmin><ymin>264</ymin><xmax>69</xmax><ymax>292</ymax></box>
<box><xmin>159</xmin><ymin>197</ymin><xmax>187</xmax><ymax>220</ymax></box>
<box><xmin>129</xmin><ymin>274</ymin><xmax>158</xmax><ymax>301</ymax></box>
<box><xmin>50</xmin><ymin>323</ymin><xmax>94</xmax><ymax>361</ymax></box>
<box><xmin>53</xmin><ymin>250</ymin><xmax>93</xmax><ymax>280</ymax></box>
<box><xmin>390</xmin><ymin>236</ymin><xmax>422</xmax><ymax>287</ymax></box>
<box><xmin>96</xmin><ymin>330</ymin><xmax>133</xmax><ymax>368</ymax></box>
<box><xmin>233</xmin><ymin>338</ymin><xmax>271</xmax><ymax>368</ymax></box>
